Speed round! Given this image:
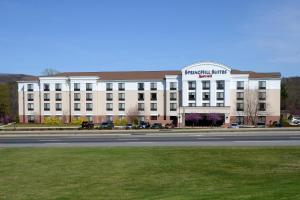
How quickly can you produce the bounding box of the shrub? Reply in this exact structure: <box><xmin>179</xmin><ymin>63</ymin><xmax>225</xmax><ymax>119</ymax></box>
<box><xmin>114</xmin><ymin>118</ymin><xmax>127</xmax><ymax>126</ymax></box>
<box><xmin>44</xmin><ymin>116</ymin><xmax>63</xmax><ymax>125</ymax></box>
<box><xmin>71</xmin><ymin>117</ymin><xmax>87</xmax><ymax>125</ymax></box>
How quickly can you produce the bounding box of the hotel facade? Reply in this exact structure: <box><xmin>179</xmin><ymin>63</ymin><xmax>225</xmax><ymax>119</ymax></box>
<box><xmin>18</xmin><ymin>62</ymin><xmax>281</xmax><ymax>127</ymax></box>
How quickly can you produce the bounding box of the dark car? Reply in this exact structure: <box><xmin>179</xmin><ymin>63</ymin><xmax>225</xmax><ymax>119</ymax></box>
<box><xmin>81</xmin><ymin>121</ymin><xmax>94</xmax><ymax>129</ymax></box>
<box><xmin>151</xmin><ymin>123</ymin><xmax>163</xmax><ymax>129</ymax></box>
<box><xmin>99</xmin><ymin>121</ymin><xmax>114</xmax><ymax>129</ymax></box>
<box><xmin>125</xmin><ymin>123</ymin><xmax>133</xmax><ymax>129</ymax></box>
<box><xmin>139</xmin><ymin>121</ymin><xmax>150</xmax><ymax>129</ymax></box>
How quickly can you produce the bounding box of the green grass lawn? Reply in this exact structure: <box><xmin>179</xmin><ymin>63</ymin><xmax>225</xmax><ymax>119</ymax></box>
<box><xmin>0</xmin><ymin>147</ymin><xmax>300</xmax><ymax>200</ymax></box>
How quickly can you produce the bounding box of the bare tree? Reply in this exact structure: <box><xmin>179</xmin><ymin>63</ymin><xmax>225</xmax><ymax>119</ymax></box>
<box><xmin>126</xmin><ymin>106</ymin><xmax>139</xmax><ymax>124</ymax></box>
<box><xmin>244</xmin><ymin>89</ymin><xmax>260</xmax><ymax>125</ymax></box>
<box><xmin>42</xmin><ymin>68</ymin><xmax>60</xmax><ymax>76</ymax></box>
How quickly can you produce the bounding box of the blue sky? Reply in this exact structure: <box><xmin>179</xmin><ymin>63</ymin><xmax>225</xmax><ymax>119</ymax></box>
<box><xmin>0</xmin><ymin>0</ymin><xmax>299</xmax><ymax>77</ymax></box>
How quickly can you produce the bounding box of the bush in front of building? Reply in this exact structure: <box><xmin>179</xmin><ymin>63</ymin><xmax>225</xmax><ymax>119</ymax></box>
<box><xmin>44</xmin><ymin>116</ymin><xmax>63</xmax><ymax>125</ymax></box>
<box><xmin>71</xmin><ymin>117</ymin><xmax>87</xmax><ymax>125</ymax></box>
<box><xmin>114</xmin><ymin>118</ymin><xmax>127</xmax><ymax>126</ymax></box>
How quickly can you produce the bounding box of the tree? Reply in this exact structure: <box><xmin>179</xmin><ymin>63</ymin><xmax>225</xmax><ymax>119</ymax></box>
<box><xmin>185</xmin><ymin>113</ymin><xmax>203</xmax><ymax>127</ymax></box>
<box><xmin>126</xmin><ymin>106</ymin><xmax>139</xmax><ymax>125</ymax></box>
<box><xmin>281</xmin><ymin>82</ymin><xmax>288</xmax><ymax>110</ymax></box>
<box><xmin>244</xmin><ymin>89</ymin><xmax>266</xmax><ymax>126</ymax></box>
<box><xmin>42</xmin><ymin>68</ymin><xmax>60</xmax><ymax>76</ymax></box>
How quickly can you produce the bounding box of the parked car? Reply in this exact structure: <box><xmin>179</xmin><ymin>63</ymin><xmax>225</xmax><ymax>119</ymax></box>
<box><xmin>256</xmin><ymin>122</ymin><xmax>266</xmax><ymax>128</ymax></box>
<box><xmin>151</xmin><ymin>123</ymin><xmax>163</xmax><ymax>129</ymax></box>
<box><xmin>99</xmin><ymin>121</ymin><xmax>114</xmax><ymax>129</ymax></box>
<box><xmin>125</xmin><ymin>123</ymin><xmax>133</xmax><ymax>129</ymax></box>
<box><xmin>229</xmin><ymin>123</ymin><xmax>239</xmax><ymax>129</ymax></box>
<box><xmin>81</xmin><ymin>121</ymin><xmax>94</xmax><ymax>129</ymax></box>
<box><xmin>291</xmin><ymin>117</ymin><xmax>300</xmax><ymax>124</ymax></box>
<box><xmin>139</xmin><ymin>121</ymin><xmax>150</xmax><ymax>129</ymax></box>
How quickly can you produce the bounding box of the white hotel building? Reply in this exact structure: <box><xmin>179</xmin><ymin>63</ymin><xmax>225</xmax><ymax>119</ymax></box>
<box><xmin>18</xmin><ymin>62</ymin><xmax>281</xmax><ymax>127</ymax></box>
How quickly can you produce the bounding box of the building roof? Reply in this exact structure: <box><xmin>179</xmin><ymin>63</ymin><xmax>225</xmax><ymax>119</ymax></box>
<box><xmin>231</xmin><ymin>70</ymin><xmax>281</xmax><ymax>78</ymax></box>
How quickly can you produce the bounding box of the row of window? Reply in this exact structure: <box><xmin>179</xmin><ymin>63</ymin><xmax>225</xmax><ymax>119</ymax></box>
<box><xmin>188</xmin><ymin>103</ymin><xmax>225</xmax><ymax>107</ymax></box>
<box><xmin>236</xmin><ymin>81</ymin><xmax>267</xmax><ymax>90</ymax></box>
<box><xmin>236</xmin><ymin>92</ymin><xmax>266</xmax><ymax>101</ymax></box>
<box><xmin>188</xmin><ymin>92</ymin><xmax>225</xmax><ymax>101</ymax></box>
<box><xmin>236</xmin><ymin>116</ymin><xmax>266</xmax><ymax>125</ymax></box>
<box><xmin>188</xmin><ymin>80</ymin><xmax>224</xmax><ymax>90</ymax></box>
<box><xmin>236</xmin><ymin>102</ymin><xmax>266</xmax><ymax>111</ymax></box>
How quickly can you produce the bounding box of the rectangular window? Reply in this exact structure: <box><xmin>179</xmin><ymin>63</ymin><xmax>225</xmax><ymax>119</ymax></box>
<box><xmin>106</xmin><ymin>115</ymin><xmax>113</xmax><ymax>122</ymax></box>
<box><xmin>237</xmin><ymin>81</ymin><xmax>244</xmax><ymax>90</ymax></box>
<box><xmin>217</xmin><ymin>103</ymin><xmax>224</xmax><ymax>107</ymax></box>
<box><xmin>138</xmin><ymin>83</ymin><xmax>144</xmax><ymax>91</ymax></box>
<box><xmin>87</xmin><ymin>116</ymin><xmax>93</xmax><ymax>122</ymax></box>
<box><xmin>170</xmin><ymin>103</ymin><xmax>177</xmax><ymax>111</ymax></box>
<box><xmin>28</xmin><ymin>115</ymin><xmax>35</xmax><ymax>123</ymax></box>
<box><xmin>44</xmin><ymin>83</ymin><xmax>50</xmax><ymax>91</ymax></box>
<box><xmin>138</xmin><ymin>93</ymin><xmax>144</xmax><ymax>101</ymax></box>
<box><xmin>118</xmin><ymin>83</ymin><xmax>125</xmax><ymax>91</ymax></box>
<box><xmin>216</xmin><ymin>80</ymin><xmax>225</xmax><ymax>90</ymax></box>
<box><xmin>236</xmin><ymin>116</ymin><xmax>244</xmax><ymax>125</ymax></box>
<box><xmin>27</xmin><ymin>93</ymin><xmax>34</xmax><ymax>101</ymax></box>
<box><xmin>74</xmin><ymin>93</ymin><xmax>80</xmax><ymax>101</ymax></box>
<box><xmin>86</xmin><ymin>83</ymin><xmax>93</xmax><ymax>91</ymax></box>
<box><xmin>27</xmin><ymin>84</ymin><xmax>33</xmax><ymax>91</ymax></box>
<box><xmin>106</xmin><ymin>83</ymin><xmax>113</xmax><ymax>91</ymax></box>
<box><xmin>118</xmin><ymin>103</ymin><xmax>125</xmax><ymax>111</ymax></box>
<box><xmin>259</xmin><ymin>103</ymin><xmax>266</xmax><ymax>111</ymax></box>
<box><xmin>237</xmin><ymin>103</ymin><xmax>244</xmax><ymax>111</ymax></box>
<box><xmin>170</xmin><ymin>92</ymin><xmax>177</xmax><ymax>101</ymax></box>
<box><xmin>188</xmin><ymin>81</ymin><xmax>196</xmax><ymax>90</ymax></box>
<box><xmin>55</xmin><ymin>83</ymin><xmax>62</xmax><ymax>91</ymax></box>
<box><xmin>202</xmin><ymin>92</ymin><xmax>210</xmax><ymax>100</ymax></box>
<box><xmin>86</xmin><ymin>103</ymin><xmax>93</xmax><ymax>111</ymax></box>
<box><xmin>188</xmin><ymin>92</ymin><xmax>196</xmax><ymax>100</ymax></box>
<box><xmin>44</xmin><ymin>103</ymin><xmax>50</xmax><ymax>111</ymax></box>
<box><xmin>202</xmin><ymin>81</ymin><xmax>210</xmax><ymax>90</ymax></box>
<box><xmin>138</xmin><ymin>103</ymin><xmax>144</xmax><ymax>111</ymax></box>
<box><xmin>151</xmin><ymin>93</ymin><xmax>157</xmax><ymax>101</ymax></box>
<box><xmin>138</xmin><ymin>116</ymin><xmax>145</xmax><ymax>122</ymax></box>
<box><xmin>170</xmin><ymin>82</ymin><xmax>177</xmax><ymax>90</ymax></box>
<box><xmin>258</xmin><ymin>116</ymin><xmax>266</xmax><ymax>124</ymax></box>
<box><xmin>55</xmin><ymin>103</ymin><xmax>62</xmax><ymax>111</ymax></box>
<box><xmin>43</xmin><ymin>93</ymin><xmax>50</xmax><ymax>101</ymax></box>
<box><xmin>259</xmin><ymin>81</ymin><xmax>266</xmax><ymax>90</ymax></box>
<box><xmin>118</xmin><ymin>93</ymin><xmax>125</xmax><ymax>101</ymax></box>
<box><xmin>86</xmin><ymin>93</ymin><xmax>93</xmax><ymax>101</ymax></box>
<box><xmin>106</xmin><ymin>103</ymin><xmax>113</xmax><ymax>111</ymax></box>
<box><xmin>55</xmin><ymin>93</ymin><xmax>62</xmax><ymax>101</ymax></box>
<box><xmin>202</xmin><ymin>103</ymin><xmax>210</xmax><ymax>107</ymax></box>
<box><xmin>188</xmin><ymin>103</ymin><xmax>196</xmax><ymax>107</ymax></box>
<box><xmin>150</xmin><ymin>82</ymin><xmax>157</xmax><ymax>91</ymax></box>
<box><xmin>259</xmin><ymin>92</ymin><xmax>266</xmax><ymax>100</ymax></box>
<box><xmin>217</xmin><ymin>92</ymin><xmax>224</xmax><ymax>100</ymax></box>
<box><xmin>106</xmin><ymin>93</ymin><xmax>113</xmax><ymax>101</ymax></box>
<box><xmin>151</xmin><ymin>103</ymin><xmax>157</xmax><ymax>111</ymax></box>
<box><xmin>74</xmin><ymin>103</ymin><xmax>80</xmax><ymax>111</ymax></box>
<box><xmin>237</xmin><ymin>92</ymin><xmax>244</xmax><ymax>100</ymax></box>
<box><xmin>28</xmin><ymin>103</ymin><xmax>34</xmax><ymax>111</ymax></box>
<box><xmin>150</xmin><ymin>116</ymin><xmax>158</xmax><ymax>120</ymax></box>
<box><xmin>74</xmin><ymin>83</ymin><xmax>80</xmax><ymax>91</ymax></box>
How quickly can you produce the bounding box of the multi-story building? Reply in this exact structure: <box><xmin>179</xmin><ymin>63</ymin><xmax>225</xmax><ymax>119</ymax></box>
<box><xmin>18</xmin><ymin>61</ymin><xmax>281</xmax><ymax>127</ymax></box>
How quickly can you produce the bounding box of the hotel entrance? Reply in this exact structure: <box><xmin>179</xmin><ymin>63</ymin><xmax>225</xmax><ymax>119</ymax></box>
<box><xmin>185</xmin><ymin>113</ymin><xmax>225</xmax><ymax>127</ymax></box>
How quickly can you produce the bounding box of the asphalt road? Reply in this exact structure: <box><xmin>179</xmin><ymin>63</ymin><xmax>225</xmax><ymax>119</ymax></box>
<box><xmin>1</xmin><ymin>130</ymin><xmax>300</xmax><ymax>147</ymax></box>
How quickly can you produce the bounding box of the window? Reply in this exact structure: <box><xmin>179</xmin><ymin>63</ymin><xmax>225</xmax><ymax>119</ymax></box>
<box><xmin>74</xmin><ymin>103</ymin><xmax>80</xmax><ymax>111</ymax></box>
<box><xmin>202</xmin><ymin>103</ymin><xmax>210</xmax><ymax>107</ymax></box>
<box><xmin>87</xmin><ymin>116</ymin><xmax>93</xmax><ymax>122</ymax></box>
<box><xmin>151</xmin><ymin>103</ymin><xmax>157</xmax><ymax>111</ymax></box>
<box><xmin>55</xmin><ymin>83</ymin><xmax>62</xmax><ymax>91</ymax></box>
<box><xmin>118</xmin><ymin>93</ymin><xmax>125</xmax><ymax>101</ymax></box>
<box><xmin>202</xmin><ymin>92</ymin><xmax>210</xmax><ymax>100</ymax></box>
<box><xmin>138</xmin><ymin>93</ymin><xmax>144</xmax><ymax>101</ymax></box>
<box><xmin>170</xmin><ymin>103</ymin><xmax>177</xmax><ymax>111</ymax></box>
<box><xmin>28</xmin><ymin>103</ymin><xmax>34</xmax><ymax>111</ymax></box>
<box><xmin>170</xmin><ymin>82</ymin><xmax>177</xmax><ymax>90</ymax></box>
<box><xmin>202</xmin><ymin>81</ymin><xmax>210</xmax><ymax>90</ymax></box>
<box><xmin>188</xmin><ymin>103</ymin><xmax>196</xmax><ymax>107</ymax></box>
<box><xmin>44</xmin><ymin>93</ymin><xmax>50</xmax><ymax>101</ymax></box>
<box><xmin>86</xmin><ymin>93</ymin><xmax>93</xmax><ymax>101</ymax></box>
<box><xmin>237</xmin><ymin>92</ymin><xmax>244</xmax><ymax>100</ymax></box>
<box><xmin>237</xmin><ymin>81</ymin><xmax>244</xmax><ymax>90</ymax></box>
<box><xmin>258</xmin><ymin>116</ymin><xmax>266</xmax><ymax>124</ymax></box>
<box><xmin>106</xmin><ymin>103</ymin><xmax>113</xmax><ymax>111</ymax></box>
<box><xmin>27</xmin><ymin>84</ymin><xmax>33</xmax><ymax>91</ymax></box>
<box><xmin>86</xmin><ymin>83</ymin><xmax>93</xmax><ymax>91</ymax></box>
<box><xmin>118</xmin><ymin>83</ymin><xmax>125</xmax><ymax>91</ymax></box>
<box><xmin>106</xmin><ymin>83</ymin><xmax>113</xmax><ymax>91</ymax></box>
<box><xmin>55</xmin><ymin>93</ymin><xmax>62</xmax><ymax>101</ymax></box>
<box><xmin>216</xmin><ymin>80</ymin><xmax>225</xmax><ymax>90</ymax></box>
<box><xmin>106</xmin><ymin>115</ymin><xmax>113</xmax><ymax>122</ymax></box>
<box><xmin>217</xmin><ymin>92</ymin><xmax>224</xmax><ymax>100</ymax></box>
<box><xmin>151</xmin><ymin>93</ymin><xmax>157</xmax><ymax>101</ymax></box>
<box><xmin>188</xmin><ymin>92</ymin><xmax>196</xmax><ymax>100</ymax></box>
<box><xmin>74</xmin><ymin>83</ymin><xmax>80</xmax><ymax>91</ymax></box>
<box><xmin>138</xmin><ymin>83</ymin><xmax>144</xmax><ymax>91</ymax></box>
<box><xmin>150</xmin><ymin>116</ymin><xmax>158</xmax><ymax>120</ymax></box>
<box><xmin>28</xmin><ymin>115</ymin><xmax>35</xmax><ymax>123</ymax></box>
<box><xmin>86</xmin><ymin>103</ymin><xmax>93</xmax><ymax>111</ymax></box>
<box><xmin>236</xmin><ymin>116</ymin><xmax>244</xmax><ymax>125</ymax></box>
<box><xmin>188</xmin><ymin>81</ymin><xmax>196</xmax><ymax>90</ymax></box>
<box><xmin>118</xmin><ymin>115</ymin><xmax>125</xmax><ymax>120</ymax></box>
<box><xmin>217</xmin><ymin>103</ymin><xmax>224</xmax><ymax>107</ymax></box>
<box><xmin>74</xmin><ymin>93</ymin><xmax>80</xmax><ymax>101</ymax></box>
<box><xmin>44</xmin><ymin>83</ymin><xmax>50</xmax><ymax>91</ymax></box>
<box><xmin>27</xmin><ymin>93</ymin><xmax>34</xmax><ymax>101</ymax></box>
<box><xmin>44</xmin><ymin>103</ymin><xmax>50</xmax><ymax>111</ymax></box>
<box><xmin>106</xmin><ymin>93</ymin><xmax>113</xmax><ymax>101</ymax></box>
<box><xmin>259</xmin><ymin>103</ymin><xmax>266</xmax><ymax>111</ymax></box>
<box><xmin>237</xmin><ymin>103</ymin><xmax>244</xmax><ymax>111</ymax></box>
<box><xmin>170</xmin><ymin>92</ymin><xmax>177</xmax><ymax>101</ymax></box>
<box><xmin>259</xmin><ymin>92</ymin><xmax>266</xmax><ymax>100</ymax></box>
<box><xmin>150</xmin><ymin>82</ymin><xmax>157</xmax><ymax>91</ymax></box>
<box><xmin>118</xmin><ymin>103</ymin><xmax>125</xmax><ymax>111</ymax></box>
<box><xmin>138</xmin><ymin>103</ymin><xmax>144</xmax><ymax>111</ymax></box>
<box><xmin>55</xmin><ymin>103</ymin><xmax>62</xmax><ymax>111</ymax></box>
<box><xmin>259</xmin><ymin>81</ymin><xmax>266</xmax><ymax>90</ymax></box>
<box><xmin>138</xmin><ymin>116</ymin><xmax>145</xmax><ymax>122</ymax></box>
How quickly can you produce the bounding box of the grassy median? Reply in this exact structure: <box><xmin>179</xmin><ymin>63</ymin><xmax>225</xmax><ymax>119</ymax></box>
<box><xmin>0</xmin><ymin>147</ymin><xmax>300</xmax><ymax>200</ymax></box>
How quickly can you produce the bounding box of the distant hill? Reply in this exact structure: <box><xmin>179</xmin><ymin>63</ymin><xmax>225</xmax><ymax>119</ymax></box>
<box><xmin>0</xmin><ymin>74</ymin><xmax>36</xmax><ymax>84</ymax></box>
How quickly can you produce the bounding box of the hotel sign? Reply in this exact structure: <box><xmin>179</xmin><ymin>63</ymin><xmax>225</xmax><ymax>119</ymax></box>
<box><xmin>184</xmin><ymin>69</ymin><xmax>228</xmax><ymax>78</ymax></box>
